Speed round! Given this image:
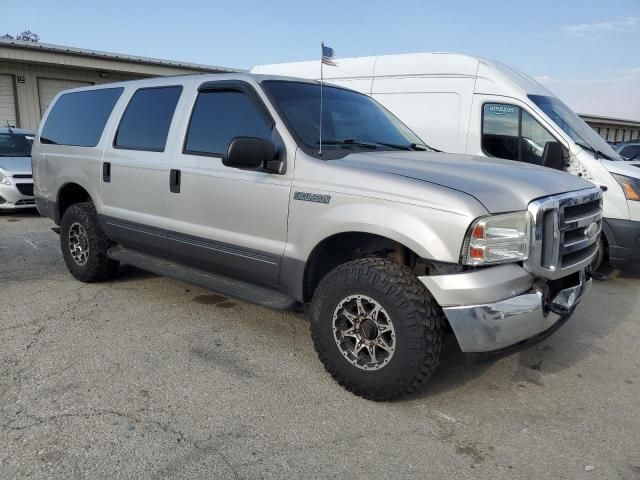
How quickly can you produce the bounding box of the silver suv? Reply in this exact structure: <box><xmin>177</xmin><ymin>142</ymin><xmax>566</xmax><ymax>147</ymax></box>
<box><xmin>32</xmin><ymin>74</ymin><xmax>602</xmax><ymax>400</ymax></box>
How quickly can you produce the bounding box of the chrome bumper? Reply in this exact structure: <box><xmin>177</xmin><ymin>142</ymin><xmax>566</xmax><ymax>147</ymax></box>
<box><xmin>422</xmin><ymin>268</ymin><xmax>591</xmax><ymax>353</ymax></box>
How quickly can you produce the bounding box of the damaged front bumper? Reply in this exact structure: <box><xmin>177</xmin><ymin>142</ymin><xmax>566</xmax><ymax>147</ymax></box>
<box><xmin>420</xmin><ymin>265</ymin><xmax>591</xmax><ymax>353</ymax></box>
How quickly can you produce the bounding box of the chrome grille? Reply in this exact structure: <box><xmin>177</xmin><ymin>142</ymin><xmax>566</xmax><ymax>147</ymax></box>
<box><xmin>525</xmin><ymin>187</ymin><xmax>602</xmax><ymax>279</ymax></box>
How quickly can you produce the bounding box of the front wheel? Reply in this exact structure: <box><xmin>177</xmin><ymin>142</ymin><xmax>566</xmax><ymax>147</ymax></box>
<box><xmin>309</xmin><ymin>258</ymin><xmax>445</xmax><ymax>400</ymax></box>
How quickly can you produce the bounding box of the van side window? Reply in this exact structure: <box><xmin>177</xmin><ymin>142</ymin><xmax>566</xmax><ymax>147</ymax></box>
<box><xmin>520</xmin><ymin>110</ymin><xmax>557</xmax><ymax>165</ymax></box>
<box><xmin>184</xmin><ymin>90</ymin><xmax>272</xmax><ymax>157</ymax></box>
<box><xmin>40</xmin><ymin>88</ymin><xmax>123</xmax><ymax>147</ymax></box>
<box><xmin>114</xmin><ymin>86</ymin><xmax>182</xmax><ymax>152</ymax></box>
<box><xmin>482</xmin><ymin>104</ymin><xmax>519</xmax><ymax>160</ymax></box>
<box><xmin>482</xmin><ymin>103</ymin><xmax>560</xmax><ymax>167</ymax></box>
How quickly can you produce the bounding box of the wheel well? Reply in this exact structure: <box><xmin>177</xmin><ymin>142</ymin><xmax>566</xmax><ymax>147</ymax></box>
<box><xmin>58</xmin><ymin>183</ymin><xmax>91</xmax><ymax>221</ymax></box>
<box><xmin>302</xmin><ymin>232</ymin><xmax>421</xmax><ymax>303</ymax></box>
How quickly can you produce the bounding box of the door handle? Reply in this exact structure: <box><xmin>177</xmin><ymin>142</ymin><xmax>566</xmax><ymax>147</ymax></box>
<box><xmin>103</xmin><ymin>162</ymin><xmax>111</xmax><ymax>183</ymax></box>
<box><xmin>170</xmin><ymin>169</ymin><xmax>181</xmax><ymax>193</ymax></box>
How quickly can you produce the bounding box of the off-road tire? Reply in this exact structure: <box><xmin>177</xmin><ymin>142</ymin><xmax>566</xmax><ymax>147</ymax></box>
<box><xmin>60</xmin><ymin>202</ymin><xmax>119</xmax><ymax>282</ymax></box>
<box><xmin>309</xmin><ymin>258</ymin><xmax>445</xmax><ymax>401</ymax></box>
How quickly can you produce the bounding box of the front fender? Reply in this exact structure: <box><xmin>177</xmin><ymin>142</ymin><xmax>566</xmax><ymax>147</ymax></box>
<box><xmin>284</xmin><ymin>193</ymin><xmax>479</xmax><ymax>264</ymax></box>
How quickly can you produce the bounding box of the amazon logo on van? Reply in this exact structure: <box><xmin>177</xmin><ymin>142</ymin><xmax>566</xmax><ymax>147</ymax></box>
<box><xmin>487</xmin><ymin>105</ymin><xmax>516</xmax><ymax>115</ymax></box>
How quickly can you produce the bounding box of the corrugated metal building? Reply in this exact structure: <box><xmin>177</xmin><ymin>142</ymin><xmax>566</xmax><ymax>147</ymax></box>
<box><xmin>579</xmin><ymin>114</ymin><xmax>640</xmax><ymax>143</ymax></box>
<box><xmin>0</xmin><ymin>39</ymin><xmax>240</xmax><ymax>131</ymax></box>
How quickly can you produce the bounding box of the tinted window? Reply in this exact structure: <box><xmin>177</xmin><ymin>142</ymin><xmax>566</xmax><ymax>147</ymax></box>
<box><xmin>0</xmin><ymin>133</ymin><xmax>33</xmax><ymax>157</ymax></box>
<box><xmin>482</xmin><ymin>103</ymin><xmax>520</xmax><ymax>160</ymax></box>
<box><xmin>41</xmin><ymin>88</ymin><xmax>123</xmax><ymax>147</ymax></box>
<box><xmin>115</xmin><ymin>86</ymin><xmax>182</xmax><ymax>151</ymax></box>
<box><xmin>263</xmin><ymin>81</ymin><xmax>424</xmax><ymax>158</ymax></box>
<box><xmin>483</xmin><ymin>103</ymin><xmax>562</xmax><ymax>167</ymax></box>
<box><xmin>184</xmin><ymin>90</ymin><xmax>272</xmax><ymax>156</ymax></box>
<box><xmin>620</xmin><ymin>145</ymin><xmax>640</xmax><ymax>159</ymax></box>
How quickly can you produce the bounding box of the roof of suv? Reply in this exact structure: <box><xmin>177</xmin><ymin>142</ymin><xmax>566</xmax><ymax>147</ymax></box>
<box><xmin>0</xmin><ymin>127</ymin><xmax>34</xmax><ymax>135</ymax></box>
<box><xmin>56</xmin><ymin>73</ymin><xmax>322</xmax><ymax>96</ymax></box>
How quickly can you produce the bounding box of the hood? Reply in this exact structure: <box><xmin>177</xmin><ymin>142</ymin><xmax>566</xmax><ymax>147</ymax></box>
<box><xmin>335</xmin><ymin>151</ymin><xmax>594</xmax><ymax>213</ymax></box>
<box><xmin>0</xmin><ymin>156</ymin><xmax>32</xmax><ymax>173</ymax></box>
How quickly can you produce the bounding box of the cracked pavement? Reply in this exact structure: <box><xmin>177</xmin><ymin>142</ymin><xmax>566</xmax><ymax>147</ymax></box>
<box><xmin>1</xmin><ymin>210</ymin><xmax>639</xmax><ymax>479</ymax></box>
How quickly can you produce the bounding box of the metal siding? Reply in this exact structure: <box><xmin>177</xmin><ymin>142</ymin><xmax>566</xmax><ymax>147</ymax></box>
<box><xmin>37</xmin><ymin>77</ymin><xmax>93</xmax><ymax>117</ymax></box>
<box><xmin>0</xmin><ymin>74</ymin><xmax>17</xmax><ymax>127</ymax></box>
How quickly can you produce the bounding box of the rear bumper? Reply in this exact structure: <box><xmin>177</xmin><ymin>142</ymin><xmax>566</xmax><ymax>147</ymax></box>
<box><xmin>602</xmin><ymin>218</ymin><xmax>640</xmax><ymax>265</ymax></box>
<box><xmin>420</xmin><ymin>266</ymin><xmax>591</xmax><ymax>353</ymax></box>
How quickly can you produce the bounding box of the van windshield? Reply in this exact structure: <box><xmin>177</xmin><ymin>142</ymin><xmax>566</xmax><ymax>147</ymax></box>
<box><xmin>0</xmin><ymin>133</ymin><xmax>33</xmax><ymax>157</ymax></box>
<box><xmin>528</xmin><ymin>94</ymin><xmax>622</xmax><ymax>161</ymax></box>
<box><xmin>262</xmin><ymin>80</ymin><xmax>428</xmax><ymax>158</ymax></box>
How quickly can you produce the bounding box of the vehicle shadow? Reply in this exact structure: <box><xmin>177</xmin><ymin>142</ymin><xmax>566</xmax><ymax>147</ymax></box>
<box><xmin>0</xmin><ymin>208</ymin><xmax>41</xmax><ymax>219</ymax></box>
<box><xmin>110</xmin><ymin>264</ymin><xmax>159</xmax><ymax>282</ymax></box>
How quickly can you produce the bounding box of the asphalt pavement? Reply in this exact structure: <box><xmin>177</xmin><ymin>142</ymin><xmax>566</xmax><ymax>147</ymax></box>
<box><xmin>1</xmin><ymin>210</ymin><xmax>639</xmax><ymax>479</ymax></box>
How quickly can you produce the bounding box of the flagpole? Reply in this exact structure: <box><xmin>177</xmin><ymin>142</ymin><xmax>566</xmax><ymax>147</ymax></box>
<box><xmin>319</xmin><ymin>42</ymin><xmax>324</xmax><ymax>156</ymax></box>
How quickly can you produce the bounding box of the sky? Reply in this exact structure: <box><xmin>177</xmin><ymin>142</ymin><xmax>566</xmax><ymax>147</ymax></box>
<box><xmin>3</xmin><ymin>0</ymin><xmax>639</xmax><ymax>119</ymax></box>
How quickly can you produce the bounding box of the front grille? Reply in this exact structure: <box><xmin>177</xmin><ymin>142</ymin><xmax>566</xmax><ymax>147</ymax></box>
<box><xmin>15</xmin><ymin>199</ymin><xmax>35</xmax><ymax>206</ymax></box>
<box><xmin>526</xmin><ymin>187</ymin><xmax>602</xmax><ymax>279</ymax></box>
<box><xmin>16</xmin><ymin>183</ymin><xmax>34</xmax><ymax>196</ymax></box>
<box><xmin>13</xmin><ymin>174</ymin><xmax>32</xmax><ymax>179</ymax></box>
<box><xmin>563</xmin><ymin>199</ymin><xmax>600</xmax><ymax>220</ymax></box>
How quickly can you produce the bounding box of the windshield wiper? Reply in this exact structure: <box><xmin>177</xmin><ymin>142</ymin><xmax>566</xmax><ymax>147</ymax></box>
<box><xmin>317</xmin><ymin>139</ymin><xmax>378</xmax><ymax>149</ymax></box>
<box><xmin>371</xmin><ymin>141</ymin><xmax>429</xmax><ymax>151</ymax></box>
<box><xmin>575</xmin><ymin>142</ymin><xmax>612</xmax><ymax>161</ymax></box>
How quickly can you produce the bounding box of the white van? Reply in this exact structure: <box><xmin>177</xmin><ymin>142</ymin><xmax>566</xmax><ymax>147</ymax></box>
<box><xmin>252</xmin><ymin>53</ymin><xmax>640</xmax><ymax>268</ymax></box>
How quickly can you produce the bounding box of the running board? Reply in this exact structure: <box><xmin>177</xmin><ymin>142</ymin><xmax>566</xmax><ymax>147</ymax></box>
<box><xmin>108</xmin><ymin>246</ymin><xmax>298</xmax><ymax>311</ymax></box>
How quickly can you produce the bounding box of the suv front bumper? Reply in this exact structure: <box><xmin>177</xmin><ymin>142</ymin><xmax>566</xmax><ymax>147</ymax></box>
<box><xmin>420</xmin><ymin>266</ymin><xmax>591</xmax><ymax>353</ymax></box>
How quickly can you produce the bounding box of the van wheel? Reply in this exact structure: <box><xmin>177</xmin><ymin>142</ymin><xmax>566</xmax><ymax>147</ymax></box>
<box><xmin>309</xmin><ymin>258</ymin><xmax>444</xmax><ymax>400</ymax></box>
<box><xmin>60</xmin><ymin>202</ymin><xmax>119</xmax><ymax>282</ymax></box>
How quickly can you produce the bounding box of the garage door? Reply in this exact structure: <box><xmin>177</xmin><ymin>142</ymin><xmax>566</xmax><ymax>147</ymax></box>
<box><xmin>38</xmin><ymin>78</ymin><xmax>92</xmax><ymax>117</ymax></box>
<box><xmin>0</xmin><ymin>74</ymin><xmax>18</xmax><ymax>127</ymax></box>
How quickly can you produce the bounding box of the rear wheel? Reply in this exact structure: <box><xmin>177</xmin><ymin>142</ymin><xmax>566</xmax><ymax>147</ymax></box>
<box><xmin>309</xmin><ymin>258</ymin><xmax>444</xmax><ymax>400</ymax></box>
<box><xmin>60</xmin><ymin>202</ymin><xmax>119</xmax><ymax>282</ymax></box>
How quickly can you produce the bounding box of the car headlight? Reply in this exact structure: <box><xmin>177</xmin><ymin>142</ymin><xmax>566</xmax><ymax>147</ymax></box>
<box><xmin>462</xmin><ymin>211</ymin><xmax>531</xmax><ymax>265</ymax></box>
<box><xmin>613</xmin><ymin>174</ymin><xmax>640</xmax><ymax>201</ymax></box>
<box><xmin>0</xmin><ymin>171</ymin><xmax>11</xmax><ymax>186</ymax></box>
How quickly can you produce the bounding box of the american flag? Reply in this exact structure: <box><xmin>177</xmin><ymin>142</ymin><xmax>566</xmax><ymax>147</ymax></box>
<box><xmin>321</xmin><ymin>43</ymin><xmax>337</xmax><ymax>66</ymax></box>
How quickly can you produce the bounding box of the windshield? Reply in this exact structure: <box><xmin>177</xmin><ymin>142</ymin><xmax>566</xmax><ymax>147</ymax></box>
<box><xmin>0</xmin><ymin>133</ymin><xmax>33</xmax><ymax>157</ymax></box>
<box><xmin>528</xmin><ymin>95</ymin><xmax>622</xmax><ymax>161</ymax></box>
<box><xmin>262</xmin><ymin>81</ymin><xmax>427</xmax><ymax>158</ymax></box>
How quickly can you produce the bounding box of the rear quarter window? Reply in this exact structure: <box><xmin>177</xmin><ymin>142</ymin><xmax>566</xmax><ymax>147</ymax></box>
<box><xmin>40</xmin><ymin>88</ymin><xmax>123</xmax><ymax>147</ymax></box>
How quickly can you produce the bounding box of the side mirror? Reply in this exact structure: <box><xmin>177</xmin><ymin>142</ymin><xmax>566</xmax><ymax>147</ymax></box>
<box><xmin>223</xmin><ymin>137</ymin><xmax>276</xmax><ymax>170</ymax></box>
<box><xmin>542</xmin><ymin>141</ymin><xmax>564</xmax><ymax>170</ymax></box>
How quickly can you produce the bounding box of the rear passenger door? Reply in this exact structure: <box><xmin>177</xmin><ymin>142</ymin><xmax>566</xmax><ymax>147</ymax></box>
<box><xmin>166</xmin><ymin>81</ymin><xmax>291</xmax><ymax>287</ymax></box>
<box><xmin>101</xmin><ymin>85</ymin><xmax>183</xmax><ymax>256</ymax></box>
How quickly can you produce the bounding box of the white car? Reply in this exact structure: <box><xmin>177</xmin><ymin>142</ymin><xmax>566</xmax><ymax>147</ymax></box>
<box><xmin>0</xmin><ymin>127</ymin><xmax>35</xmax><ymax>210</ymax></box>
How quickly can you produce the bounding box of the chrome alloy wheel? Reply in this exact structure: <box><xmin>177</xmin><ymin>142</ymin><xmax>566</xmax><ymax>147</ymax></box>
<box><xmin>332</xmin><ymin>294</ymin><xmax>396</xmax><ymax>370</ymax></box>
<box><xmin>68</xmin><ymin>222</ymin><xmax>90</xmax><ymax>266</ymax></box>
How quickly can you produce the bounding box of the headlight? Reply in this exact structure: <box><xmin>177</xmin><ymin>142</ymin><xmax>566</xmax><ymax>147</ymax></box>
<box><xmin>462</xmin><ymin>211</ymin><xmax>531</xmax><ymax>265</ymax></box>
<box><xmin>0</xmin><ymin>171</ymin><xmax>11</xmax><ymax>186</ymax></box>
<box><xmin>613</xmin><ymin>174</ymin><xmax>640</xmax><ymax>201</ymax></box>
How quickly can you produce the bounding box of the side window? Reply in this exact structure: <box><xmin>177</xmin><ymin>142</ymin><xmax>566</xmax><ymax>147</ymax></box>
<box><xmin>40</xmin><ymin>88</ymin><xmax>123</xmax><ymax>147</ymax></box>
<box><xmin>114</xmin><ymin>86</ymin><xmax>182</xmax><ymax>151</ymax></box>
<box><xmin>482</xmin><ymin>103</ymin><xmax>560</xmax><ymax>166</ymax></box>
<box><xmin>520</xmin><ymin>110</ymin><xmax>557</xmax><ymax>165</ymax></box>
<box><xmin>184</xmin><ymin>90</ymin><xmax>272</xmax><ymax>157</ymax></box>
<box><xmin>482</xmin><ymin>104</ymin><xmax>520</xmax><ymax>160</ymax></box>
<box><xmin>620</xmin><ymin>145</ymin><xmax>640</xmax><ymax>159</ymax></box>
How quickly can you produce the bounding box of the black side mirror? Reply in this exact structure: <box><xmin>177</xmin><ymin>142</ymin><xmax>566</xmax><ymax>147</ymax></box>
<box><xmin>223</xmin><ymin>137</ymin><xmax>276</xmax><ymax>170</ymax></box>
<box><xmin>542</xmin><ymin>141</ymin><xmax>564</xmax><ymax>170</ymax></box>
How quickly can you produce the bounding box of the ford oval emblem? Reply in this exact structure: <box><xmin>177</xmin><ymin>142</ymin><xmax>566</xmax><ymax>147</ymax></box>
<box><xmin>584</xmin><ymin>222</ymin><xmax>599</xmax><ymax>239</ymax></box>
